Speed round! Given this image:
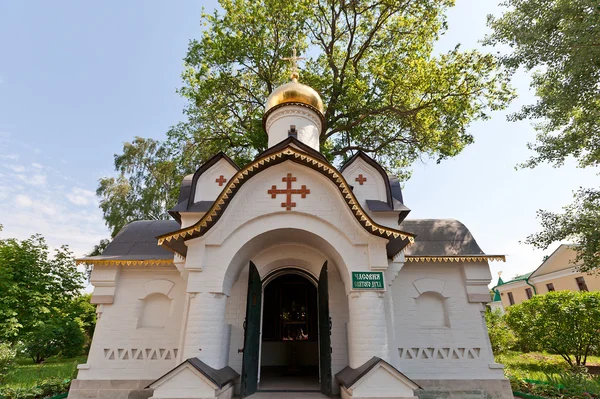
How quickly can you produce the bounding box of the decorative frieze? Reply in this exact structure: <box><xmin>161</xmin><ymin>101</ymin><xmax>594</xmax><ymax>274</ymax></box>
<box><xmin>398</xmin><ymin>347</ymin><xmax>481</xmax><ymax>360</ymax></box>
<box><xmin>103</xmin><ymin>348</ymin><xmax>178</xmax><ymax>361</ymax></box>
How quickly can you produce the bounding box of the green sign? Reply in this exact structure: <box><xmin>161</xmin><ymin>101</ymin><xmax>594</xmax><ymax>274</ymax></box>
<box><xmin>352</xmin><ymin>271</ymin><xmax>384</xmax><ymax>290</ymax></box>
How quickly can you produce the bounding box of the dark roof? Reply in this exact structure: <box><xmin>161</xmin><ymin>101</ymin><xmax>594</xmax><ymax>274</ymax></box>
<box><xmin>170</xmin><ymin>200</ymin><xmax>213</xmax><ymax>213</ymax></box>
<box><xmin>399</xmin><ymin>219</ymin><xmax>485</xmax><ymax>257</ymax></box>
<box><xmin>177</xmin><ymin>174</ymin><xmax>194</xmax><ymax>204</ymax></box>
<box><xmin>388</xmin><ymin>175</ymin><xmax>404</xmax><ymax>203</ymax></box>
<box><xmin>77</xmin><ymin>220</ymin><xmax>183</xmax><ymax>262</ymax></box>
<box><xmin>148</xmin><ymin>357</ymin><xmax>239</xmax><ymax>389</ymax></box>
<box><xmin>335</xmin><ymin>356</ymin><xmax>421</xmax><ymax>390</ymax></box>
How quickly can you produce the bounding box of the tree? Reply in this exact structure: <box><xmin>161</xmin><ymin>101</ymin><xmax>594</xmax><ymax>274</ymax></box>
<box><xmin>0</xmin><ymin>228</ymin><xmax>86</xmax><ymax>361</ymax></box>
<box><xmin>505</xmin><ymin>291</ymin><xmax>600</xmax><ymax>367</ymax></box>
<box><xmin>21</xmin><ymin>314</ymin><xmax>86</xmax><ymax>363</ymax></box>
<box><xmin>486</xmin><ymin>0</ymin><xmax>600</xmax><ymax>270</ymax></box>
<box><xmin>97</xmin><ymin>0</ymin><xmax>514</xmax><ymax>234</ymax></box>
<box><xmin>485</xmin><ymin>308</ymin><xmax>517</xmax><ymax>356</ymax></box>
<box><xmin>525</xmin><ymin>188</ymin><xmax>600</xmax><ymax>272</ymax></box>
<box><xmin>97</xmin><ymin>137</ymin><xmax>184</xmax><ymax>237</ymax></box>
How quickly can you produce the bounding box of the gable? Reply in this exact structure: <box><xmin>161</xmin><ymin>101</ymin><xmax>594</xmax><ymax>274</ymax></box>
<box><xmin>158</xmin><ymin>145</ymin><xmax>414</xmax><ymax>258</ymax></box>
<box><xmin>352</xmin><ymin>364</ymin><xmax>416</xmax><ymax>398</ymax></box>
<box><xmin>192</xmin><ymin>157</ymin><xmax>239</xmax><ymax>204</ymax></box>
<box><xmin>341</xmin><ymin>153</ymin><xmax>390</xmax><ymax>208</ymax></box>
<box><xmin>530</xmin><ymin>245</ymin><xmax>578</xmax><ymax>278</ymax></box>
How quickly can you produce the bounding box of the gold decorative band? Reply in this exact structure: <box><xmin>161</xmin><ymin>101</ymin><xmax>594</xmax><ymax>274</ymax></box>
<box><xmin>156</xmin><ymin>146</ymin><xmax>415</xmax><ymax>248</ymax></box>
<box><xmin>75</xmin><ymin>259</ymin><xmax>174</xmax><ymax>267</ymax></box>
<box><xmin>406</xmin><ymin>255</ymin><xmax>506</xmax><ymax>263</ymax></box>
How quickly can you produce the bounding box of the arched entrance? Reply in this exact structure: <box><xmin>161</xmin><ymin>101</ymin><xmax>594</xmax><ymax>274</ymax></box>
<box><xmin>241</xmin><ymin>264</ymin><xmax>331</xmax><ymax>397</ymax></box>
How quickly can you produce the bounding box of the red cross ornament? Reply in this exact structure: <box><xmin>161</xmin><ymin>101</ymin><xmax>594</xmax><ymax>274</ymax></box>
<box><xmin>215</xmin><ymin>175</ymin><xmax>227</xmax><ymax>186</ymax></box>
<box><xmin>355</xmin><ymin>174</ymin><xmax>367</xmax><ymax>185</ymax></box>
<box><xmin>268</xmin><ymin>173</ymin><xmax>310</xmax><ymax>211</ymax></box>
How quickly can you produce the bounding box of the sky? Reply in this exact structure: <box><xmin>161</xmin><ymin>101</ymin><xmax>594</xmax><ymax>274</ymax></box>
<box><xmin>0</xmin><ymin>1</ymin><xmax>596</xmax><ymax>285</ymax></box>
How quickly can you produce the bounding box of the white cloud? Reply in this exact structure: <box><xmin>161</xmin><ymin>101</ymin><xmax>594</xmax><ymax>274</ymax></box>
<box><xmin>29</xmin><ymin>174</ymin><xmax>47</xmax><ymax>186</ymax></box>
<box><xmin>66</xmin><ymin>187</ymin><xmax>96</xmax><ymax>206</ymax></box>
<box><xmin>4</xmin><ymin>164</ymin><xmax>25</xmax><ymax>173</ymax></box>
<box><xmin>15</xmin><ymin>194</ymin><xmax>33</xmax><ymax>207</ymax></box>
<box><xmin>32</xmin><ymin>163</ymin><xmax>43</xmax><ymax>169</ymax></box>
<box><xmin>0</xmin><ymin>154</ymin><xmax>18</xmax><ymax>160</ymax></box>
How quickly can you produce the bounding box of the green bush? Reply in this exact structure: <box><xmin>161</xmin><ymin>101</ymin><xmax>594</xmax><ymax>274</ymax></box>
<box><xmin>506</xmin><ymin>291</ymin><xmax>600</xmax><ymax>367</ymax></box>
<box><xmin>485</xmin><ymin>308</ymin><xmax>516</xmax><ymax>355</ymax></box>
<box><xmin>21</xmin><ymin>317</ymin><xmax>86</xmax><ymax>363</ymax></box>
<box><xmin>0</xmin><ymin>343</ymin><xmax>16</xmax><ymax>382</ymax></box>
<box><xmin>0</xmin><ymin>377</ymin><xmax>70</xmax><ymax>399</ymax></box>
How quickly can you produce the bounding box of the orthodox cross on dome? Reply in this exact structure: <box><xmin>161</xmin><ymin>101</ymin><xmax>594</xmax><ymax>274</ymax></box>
<box><xmin>355</xmin><ymin>174</ymin><xmax>367</xmax><ymax>185</ymax></box>
<box><xmin>281</xmin><ymin>47</ymin><xmax>305</xmax><ymax>81</ymax></box>
<box><xmin>268</xmin><ymin>173</ymin><xmax>310</xmax><ymax>211</ymax></box>
<box><xmin>215</xmin><ymin>175</ymin><xmax>227</xmax><ymax>186</ymax></box>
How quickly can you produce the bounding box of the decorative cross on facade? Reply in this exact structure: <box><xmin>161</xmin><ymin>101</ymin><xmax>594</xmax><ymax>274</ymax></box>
<box><xmin>268</xmin><ymin>173</ymin><xmax>310</xmax><ymax>211</ymax></box>
<box><xmin>215</xmin><ymin>175</ymin><xmax>227</xmax><ymax>186</ymax></box>
<box><xmin>288</xmin><ymin>125</ymin><xmax>298</xmax><ymax>139</ymax></box>
<box><xmin>281</xmin><ymin>47</ymin><xmax>305</xmax><ymax>80</ymax></box>
<box><xmin>355</xmin><ymin>174</ymin><xmax>367</xmax><ymax>185</ymax></box>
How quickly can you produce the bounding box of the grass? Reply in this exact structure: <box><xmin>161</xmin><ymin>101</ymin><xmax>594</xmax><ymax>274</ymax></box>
<box><xmin>1</xmin><ymin>357</ymin><xmax>86</xmax><ymax>388</ymax></box>
<box><xmin>498</xmin><ymin>351</ymin><xmax>600</xmax><ymax>381</ymax></box>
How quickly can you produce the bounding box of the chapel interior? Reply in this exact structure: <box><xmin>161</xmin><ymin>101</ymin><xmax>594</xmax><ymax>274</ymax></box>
<box><xmin>259</xmin><ymin>273</ymin><xmax>320</xmax><ymax>391</ymax></box>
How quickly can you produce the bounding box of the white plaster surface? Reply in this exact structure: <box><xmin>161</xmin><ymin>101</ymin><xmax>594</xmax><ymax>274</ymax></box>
<box><xmin>265</xmin><ymin>105</ymin><xmax>322</xmax><ymax>151</ymax></box>
<box><xmin>392</xmin><ymin>262</ymin><xmax>503</xmax><ymax>380</ymax></box>
<box><xmin>79</xmin><ymin>268</ymin><xmax>185</xmax><ymax>381</ymax></box>
<box><xmin>193</xmin><ymin>158</ymin><xmax>238</xmax><ymax>203</ymax></box>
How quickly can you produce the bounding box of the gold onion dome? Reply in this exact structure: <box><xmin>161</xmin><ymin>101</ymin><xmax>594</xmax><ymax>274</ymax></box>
<box><xmin>264</xmin><ymin>75</ymin><xmax>325</xmax><ymax>116</ymax></box>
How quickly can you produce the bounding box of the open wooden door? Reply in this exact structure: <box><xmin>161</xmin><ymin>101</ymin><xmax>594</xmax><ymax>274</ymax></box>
<box><xmin>318</xmin><ymin>262</ymin><xmax>332</xmax><ymax>396</ymax></box>
<box><xmin>241</xmin><ymin>262</ymin><xmax>262</xmax><ymax>397</ymax></box>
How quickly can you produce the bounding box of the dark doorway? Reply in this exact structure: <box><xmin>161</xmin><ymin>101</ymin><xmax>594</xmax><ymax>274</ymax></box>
<box><xmin>259</xmin><ymin>273</ymin><xmax>319</xmax><ymax>391</ymax></box>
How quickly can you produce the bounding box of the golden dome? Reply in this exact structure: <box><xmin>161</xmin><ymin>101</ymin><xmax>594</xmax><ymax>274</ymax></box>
<box><xmin>264</xmin><ymin>78</ymin><xmax>325</xmax><ymax>115</ymax></box>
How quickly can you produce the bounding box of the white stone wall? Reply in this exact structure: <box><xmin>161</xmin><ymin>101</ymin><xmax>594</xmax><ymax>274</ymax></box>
<box><xmin>392</xmin><ymin>262</ymin><xmax>503</xmax><ymax>380</ymax></box>
<box><xmin>193</xmin><ymin>158</ymin><xmax>238</xmax><ymax>203</ymax></box>
<box><xmin>341</xmin><ymin>157</ymin><xmax>388</xmax><ymax>209</ymax></box>
<box><xmin>265</xmin><ymin>105</ymin><xmax>322</xmax><ymax>151</ymax></box>
<box><xmin>78</xmin><ymin>267</ymin><xmax>185</xmax><ymax>380</ymax></box>
<box><xmin>185</xmin><ymin>160</ymin><xmax>389</xmax><ymax>296</ymax></box>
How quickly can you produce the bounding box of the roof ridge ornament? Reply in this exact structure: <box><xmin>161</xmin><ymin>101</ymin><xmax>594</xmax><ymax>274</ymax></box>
<box><xmin>281</xmin><ymin>47</ymin><xmax>305</xmax><ymax>82</ymax></box>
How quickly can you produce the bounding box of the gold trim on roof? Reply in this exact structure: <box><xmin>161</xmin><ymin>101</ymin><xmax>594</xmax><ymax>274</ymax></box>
<box><xmin>157</xmin><ymin>146</ymin><xmax>415</xmax><ymax>247</ymax></box>
<box><xmin>405</xmin><ymin>255</ymin><xmax>506</xmax><ymax>263</ymax></box>
<box><xmin>75</xmin><ymin>259</ymin><xmax>174</xmax><ymax>267</ymax></box>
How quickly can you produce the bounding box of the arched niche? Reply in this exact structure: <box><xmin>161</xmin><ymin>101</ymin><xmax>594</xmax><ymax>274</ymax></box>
<box><xmin>411</xmin><ymin>278</ymin><xmax>450</xmax><ymax>328</ymax></box>
<box><xmin>137</xmin><ymin>279</ymin><xmax>175</xmax><ymax>329</ymax></box>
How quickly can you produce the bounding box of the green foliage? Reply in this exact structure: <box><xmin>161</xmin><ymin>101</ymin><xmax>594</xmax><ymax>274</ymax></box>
<box><xmin>0</xmin><ymin>377</ymin><xmax>71</xmax><ymax>399</ymax></box>
<box><xmin>485</xmin><ymin>308</ymin><xmax>517</xmax><ymax>355</ymax></box>
<box><xmin>97</xmin><ymin>0</ymin><xmax>515</xmax><ymax>235</ymax></box>
<box><xmin>525</xmin><ymin>189</ymin><xmax>600</xmax><ymax>273</ymax></box>
<box><xmin>70</xmin><ymin>294</ymin><xmax>96</xmax><ymax>348</ymax></box>
<box><xmin>0</xmin><ymin>343</ymin><xmax>16</xmax><ymax>383</ymax></box>
<box><xmin>0</xmin><ymin>233</ymin><xmax>84</xmax><ymax>342</ymax></box>
<box><xmin>486</xmin><ymin>0</ymin><xmax>600</xmax><ymax>272</ymax></box>
<box><xmin>498</xmin><ymin>352</ymin><xmax>569</xmax><ymax>381</ymax></box>
<box><xmin>0</xmin><ymin>232</ymin><xmax>88</xmax><ymax>363</ymax></box>
<box><xmin>2</xmin><ymin>357</ymin><xmax>83</xmax><ymax>389</ymax></box>
<box><xmin>21</xmin><ymin>317</ymin><xmax>85</xmax><ymax>364</ymax></box>
<box><xmin>96</xmin><ymin>137</ymin><xmax>184</xmax><ymax>237</ymax></box>
<box><xmin>486</xmin><ymin>0</ymin><xmax>600</xmax><ymax>169</ymax></box>
<box><xmin>505</xmin><ymin>291</ymin><xmax>600</xmax><ymax>367</ymax></box>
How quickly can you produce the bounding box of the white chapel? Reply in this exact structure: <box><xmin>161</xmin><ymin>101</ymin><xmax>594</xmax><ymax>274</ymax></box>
<box><xmin>71</xmin><ymin>67</ymin><xmax>513</xmax><ymax>399</ymax></box>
